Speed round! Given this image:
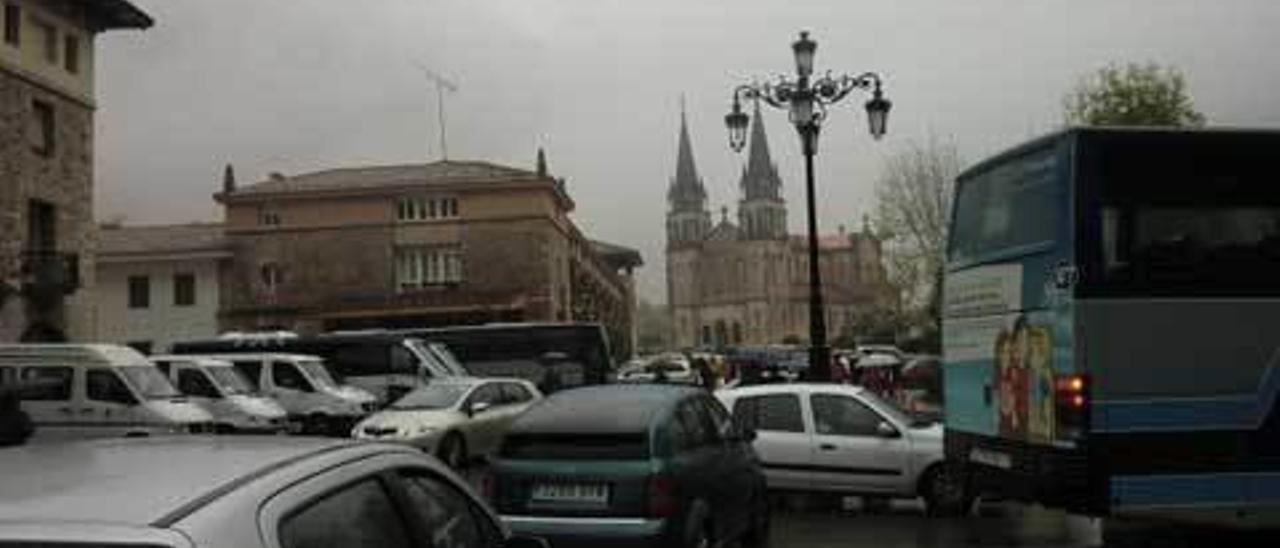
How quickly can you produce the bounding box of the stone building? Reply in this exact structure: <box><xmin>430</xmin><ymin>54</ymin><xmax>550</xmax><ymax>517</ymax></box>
<box><xmin>95</xmin><ymin>222</ymin><xmax>229</xmax><ymax>353</ymax></box>
<box><xmin>0</xmin><ymin>0</ymin><xmax>151</xmax><ymax>342</ymax></box>
<box><xmin>216</xmin><ymin>157</ymin><xmax>642</xmax><ymax>357</ymax></box>
<box><xmin>666</xmin><ymin>104</ymin><xmax>897</xmax><ymax>349</ymax></box>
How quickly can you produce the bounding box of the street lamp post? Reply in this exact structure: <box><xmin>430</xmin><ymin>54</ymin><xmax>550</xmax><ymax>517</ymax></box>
<box><xmin>725</xmin><ymin>30</ymin><xmax>891</xmax><ymax>382</ymax></box>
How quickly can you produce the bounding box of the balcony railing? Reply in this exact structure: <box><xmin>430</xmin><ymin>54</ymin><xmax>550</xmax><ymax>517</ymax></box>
<box><xmin>20</xmin><ymin>251</ymin><xmax>80</xmax><ymax>297</ymax></box>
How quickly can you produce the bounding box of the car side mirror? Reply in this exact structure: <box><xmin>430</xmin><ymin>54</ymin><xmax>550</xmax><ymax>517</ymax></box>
<box><xmin>469</xmin><ymin>401</ymin><xmax>491</xmax><ymax>416</ymax></box>
<box><xmin>876</xmin><ymin>421</ymin><xmax>901</xmax><ymax>439</ymax></box>
<box><xmin>739</xmin><ymin>428</ymin><xmax>758</xmax><ymax>443</ymax></box>
<box><xmin>502</xmin><ymin>536</ymin><xmax>550</xmax><ymax>548</ymax></box>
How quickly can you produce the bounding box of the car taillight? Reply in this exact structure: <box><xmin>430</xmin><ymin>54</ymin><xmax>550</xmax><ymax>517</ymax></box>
<box><xmin>646</xmin><ymin>474</ymin><xmax>679</xmax><ymax>518</ymax></box>
<box><xmin>1054</xmin><ymin>374</ymin><xmax>1089</xmax><ymax>439</ymax></box>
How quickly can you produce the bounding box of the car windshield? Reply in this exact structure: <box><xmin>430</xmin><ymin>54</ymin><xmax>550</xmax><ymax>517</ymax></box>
<box><xmin>206</xmin><ymin>366</ymin><xmax>253</xmax><ymax>395</ymax></box>
<box><xmin>857</xmin><ymin>390</ymin><xmax>919</xmax><ymax>427</ymax></box>
<box><xmin>297</xmin><ymin>361</ymin><xmax>338</xmax><ymax>388</ymax></box>
<box><xmin>118</xmin><ymin>366</ymin><xmax>182</xmax><ymax>400</ymax></box>
<box><xmin>427</xmin><ymin>342</ymin><xmax>469</xmax><ymax>375</ymax></box>
<box><xmin>390</xmin><ymin>384</ymin><xmax>469</xmax><ymax>410</ymax></box>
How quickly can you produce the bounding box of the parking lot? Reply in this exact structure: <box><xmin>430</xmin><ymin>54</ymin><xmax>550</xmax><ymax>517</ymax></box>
<box><xmin>768</xmin><ymin>498</ymin><xmax>1100</xmax><ymax>548</ymax></box>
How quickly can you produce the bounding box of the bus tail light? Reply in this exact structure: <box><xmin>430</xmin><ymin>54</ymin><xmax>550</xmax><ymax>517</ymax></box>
<box><xmin>1054</xmin><ymin>374</ymin><xmax>1089</xmax><ymax>439</ymax></box>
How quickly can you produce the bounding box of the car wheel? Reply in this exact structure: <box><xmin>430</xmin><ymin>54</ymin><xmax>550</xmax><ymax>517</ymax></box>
<box><xmin>684</xmin><ymin>518</ymin><xmax>712</xmax><ymax>548</ymax></box>
<box><xmin>922</xmin><ymin>464</ymin><xmax>971</xmax><ymax>517</ymax></box>
<box><xmin>304</xmin><ymin>414</ymin><xmax>331</xmax><ymax>436</ymax></box>
<box><xmin>741</xmin><ymin>487</ymin><xmax>772</xmax><ymax>548</ymax></box>
<box><xmin>437</xmin><ymin>432</ymin><xmax>468</xmax><ymax>469</ymax></box>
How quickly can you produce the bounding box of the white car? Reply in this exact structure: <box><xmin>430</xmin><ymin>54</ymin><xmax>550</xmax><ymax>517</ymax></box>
<box><xmin>353</xmin><ymin>377</ymin><xmax>541</xmax><ymax>468</ymax></box>
<box><xmin>616</xmin><ymin>354</ymin><xmax>697</xmax><ymax>384</ymax></box>
<box><xmin>716</xmin><ymin>383</ymin><xmax>967</xmax><ymax>515</ymax></box>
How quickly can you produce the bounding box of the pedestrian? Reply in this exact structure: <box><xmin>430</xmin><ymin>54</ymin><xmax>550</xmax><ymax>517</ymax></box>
<box><xmin>692</xmin><ymin>356</ymin><xmax>716</xmax><ymax>390</ymax></box>
<box><xmin>0</xmin><ymin>387</ymin><xmax>33</xmax><ymax>447</ymax></box>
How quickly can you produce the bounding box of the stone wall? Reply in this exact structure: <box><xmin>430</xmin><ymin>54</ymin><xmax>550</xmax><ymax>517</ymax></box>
<box><xmin>0</xmin><ymin>69</ymin><xmax>95</xmax><ymax>342</ymax></box>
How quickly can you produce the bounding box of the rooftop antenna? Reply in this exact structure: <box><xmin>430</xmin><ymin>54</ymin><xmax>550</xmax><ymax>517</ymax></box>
<box><xmin>413</xmin><ymin>62</ymin><xmax>458</xmax><ymax>161</ymax></box>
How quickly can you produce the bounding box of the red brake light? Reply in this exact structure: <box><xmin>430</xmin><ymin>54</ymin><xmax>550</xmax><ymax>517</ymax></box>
<box><xmin>1054</xmin><ymin>374</ymin><xmax>1089</xmax><ymax>438</ymax></box>
<box><xmin>646</xmin><ymin>474</ymin><xmax>679</xmax><ymax>518</ymax></box>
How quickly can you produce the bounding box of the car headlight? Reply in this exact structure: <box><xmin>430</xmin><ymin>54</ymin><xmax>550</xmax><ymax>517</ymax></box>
<box><xmin>415</xmin><ymin>425</ymin><xmax>439</xmax><ymax>436</ymax></box>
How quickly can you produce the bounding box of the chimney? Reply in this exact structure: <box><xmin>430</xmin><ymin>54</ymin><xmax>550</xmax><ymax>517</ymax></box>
<box><xmin>536</xmin><ymin>147</ymin><xmax>548</xmax><ymax>178</ymax></box>
<box><xmin>269</xmin><ymin>172</ymin><xmax>286</xmax><ymax>182</ymax></box>
<box><xmin>223</xmin><ymin>164</ymin><xmax>236</xmax><ymax>193</ymax></box>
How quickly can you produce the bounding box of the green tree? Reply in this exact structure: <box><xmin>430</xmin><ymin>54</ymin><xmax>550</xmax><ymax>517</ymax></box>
<box><xmin>1064</xmin><ymin>62</ymin><xmax>1205</xmax><ymax>127</ymax></box>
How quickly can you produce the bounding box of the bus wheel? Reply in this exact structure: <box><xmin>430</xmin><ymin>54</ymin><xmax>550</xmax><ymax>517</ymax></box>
<box><xmin>922</xmin><ymin>464</ymin><xmax>972</xmax><ymax>517</ymax></box>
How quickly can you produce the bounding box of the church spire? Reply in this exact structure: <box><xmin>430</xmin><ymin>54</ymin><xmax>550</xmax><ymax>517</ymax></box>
<box><xmin>668</xmin><ymin>98</ymin><xmax>707</xmax><ymax>211</ymax></box>
<box><xmin>740</xmin><ymin>100</ymin><xmax>782</xmax><ymax>200</ymax></box>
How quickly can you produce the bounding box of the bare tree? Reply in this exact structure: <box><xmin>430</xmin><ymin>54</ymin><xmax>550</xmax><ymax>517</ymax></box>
<box><xmin>873</xmin><ymin>138</ymin><xmax>962</xmax><ymax>320</ymax></box>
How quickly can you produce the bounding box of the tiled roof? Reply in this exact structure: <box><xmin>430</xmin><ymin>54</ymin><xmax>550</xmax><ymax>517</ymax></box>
<box><xmin>79</xmin><ymin>0</ymin><xmax>154</xmax><ymax>30</ymax></box>
<box><xmin>590</xmin><ymin>240</ymin><xmax>644</xmax><ymax>268</ymax></box>
<box><xmin>225</xmin><ymin>161</ymin><xmax>546</xmax><ymax>198</ymax></box>
<box><xmin>790</xmin><ymin>234</ymin><xmax>862</xmax><ymax>251</ymax></box>
<box><xmin>98</xmin><ymin>223</ymin><xmax>227</xmax><ymax>257</ymax></box>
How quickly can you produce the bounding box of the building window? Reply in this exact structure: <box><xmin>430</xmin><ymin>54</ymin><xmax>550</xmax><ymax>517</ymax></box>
<box><xmin>31</xmin><ymin>100</ymin><xmax>54</xmax><ymax>157</ymax></box>
<box><xmin>396</xmin><ymin>197</ymin><xmax>459</xmax><ymax>222</ymax></box>
<box><xmin>3</xmin><ymin>3</ymin><xmax>18</xmax><ymax>46</ymax></box>
<box><xmin>63</xmin><ymin>33</ymin><xmax>78</xmax><ymax>73</ymax></box>
<box><xmin>395</xmin><ymin>246</ymin><xmax>463</xmax><ymax>290</ymax></box>
<box><xmin>260</xmin><ymin>263</ymin><xmax>283</xmax><ymax>293</ymax></box>
<box><xmin>173</xmin><ymin>273</ymin><xmax>196</xmax><ymax>306</ymax></box>
<box><xmin>258</xmin><ymin>207</ymin><xmax>281</xmax><ymax>226</ymax></box>
<box><xmin>36</xmin><ymin>19</ymin><xmax>54</xmax><ymax>63</ymax></box>
<box><xmin>127</xmin><ymin>275</ymin><xmax>150</xmax><ymax>309</ymax></box>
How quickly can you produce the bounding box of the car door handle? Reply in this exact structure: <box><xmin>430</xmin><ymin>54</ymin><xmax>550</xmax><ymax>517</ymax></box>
<box><xmin>819</xmin><ymin>443</ymin><xmax>837</xmax><ymax>451</ymax></box>
<box><xmin>79</xmin><ymin>408</ymin><xmax>94</xmax><ymax>415</ymax></box>
<box><xmin>57</xmin><ymin>406</ymin><xmax>74</xmax><ymax>414</ymax></box>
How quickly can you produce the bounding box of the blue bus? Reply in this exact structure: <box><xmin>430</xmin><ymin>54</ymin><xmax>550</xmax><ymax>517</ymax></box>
<box><xmin>943</xmin><ymin>128</ymin><xmax>1280</xmax><ymax>531</ymax></box>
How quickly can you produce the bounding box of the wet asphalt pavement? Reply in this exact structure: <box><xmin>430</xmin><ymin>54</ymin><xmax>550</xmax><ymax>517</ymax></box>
<box><xmin>767</xmin><ymin>497</ymin><xmax>1100</xmax><ymax>548</ymax></box>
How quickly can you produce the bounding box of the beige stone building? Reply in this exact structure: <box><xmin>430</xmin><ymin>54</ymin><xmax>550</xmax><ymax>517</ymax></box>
<box><xmin>0</xmin><ymin>0</ymin><xmax>151</xmax><ymax>342</ymax></box>
<box><xmin>95</xmin><ymin>223</ymin><xmax>229</xmax><ymax>353</ymax></box>
<box><xmin>666</xmin><ymin>105</ymin><xmax>897</xmax><ymax>349</ymax></box>
<box><xmin>215</xmin><ymin>157</ymin><xmax>642</xmax><ymax>357</ymax></box>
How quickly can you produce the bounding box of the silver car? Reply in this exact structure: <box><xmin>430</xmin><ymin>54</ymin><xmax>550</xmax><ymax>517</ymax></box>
<box><xmin>716</xmin><ymin>383</ymin><xmax>967</xmax><ymax>515</ymax></box>
<box><xmin>353</xmin><ymin>377</ymin><xmax>542</xmax><ymax>468</ymax></box>
<box><xmin>0</xmin><ymin>437</ymin><xmax>546</xmax><ymax>548</ymax></box>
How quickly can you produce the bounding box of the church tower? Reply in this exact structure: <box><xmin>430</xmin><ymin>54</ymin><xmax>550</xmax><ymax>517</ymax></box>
<box><xmin>666</xmin><ymin>106</ymin><xmax>712</xmax><ymax>247</ymax></box>
<box><xmin>737</xmin><ymin>101</ymin><xmax>787</xmax><ymax>240</ymax></box>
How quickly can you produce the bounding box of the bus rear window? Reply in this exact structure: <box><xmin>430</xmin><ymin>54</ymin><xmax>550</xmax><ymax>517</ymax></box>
<box><xmin>949</xmin><ymin>149</ymin><xmax>1062</xmax><ymax>265</ymax></box>
<box><xmin>1082</xmin><ymin>133</ymin><xmax>1280</xmax><ymax>297</ymax></box>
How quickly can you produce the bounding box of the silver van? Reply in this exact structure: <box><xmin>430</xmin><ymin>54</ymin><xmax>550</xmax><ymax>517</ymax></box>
<box><xmin>187</xmin><ymin>353</ymin><xmax>377</xmax><ymax>435</ymax></box>
<box><xmin>0</xmin><ymin>344</ymin><xmax>213</xmax><ymax>441</ymax></box>
<box><xmin>151</xmin><ymin>355</ymin><xmax>289</xmax><ymax>434</ymax></box>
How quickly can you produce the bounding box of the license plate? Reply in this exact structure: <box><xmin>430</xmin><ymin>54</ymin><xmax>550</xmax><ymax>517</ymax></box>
<box><xmin>531</xmin><ymin>482</ymin><xmax>609</xmax><ymax>504</ymax></box>
<box><xmin>969</xmin><ymin>448</ymin><xmax>1013</xmax><ymax>469</ymax></box>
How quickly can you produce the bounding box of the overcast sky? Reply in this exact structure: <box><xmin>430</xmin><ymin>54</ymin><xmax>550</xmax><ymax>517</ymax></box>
<box><xmin>95</xmin><ymin>0</ymin><xmax>1280</xmax><ymax>302</ymax></box>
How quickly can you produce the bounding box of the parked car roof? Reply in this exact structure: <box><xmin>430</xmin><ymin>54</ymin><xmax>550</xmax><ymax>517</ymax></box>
<box><xmin>0</xmin><ymin>437</ymin><xmax>378</xmax><ymax>526</ymax></box>
<box><xmin>510</xmin><ymin>384</ymin><xmax>699</xmax><ymax>435</ymax></box>
<box><xmin>718</xmin><ymin>382</ymin><xmax>872</xmax><ymax>398</ymax></box>
<box><xmin>0</xmin><ymin>344</ymin><xmax>151</xmax><ymax>367</ymax></box>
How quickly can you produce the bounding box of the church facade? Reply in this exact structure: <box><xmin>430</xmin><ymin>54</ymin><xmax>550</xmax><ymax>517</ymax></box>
<box><xmin>666</xmin><ymin>104</ymin><xmax>898</xmax><ymax>349</ymax></box>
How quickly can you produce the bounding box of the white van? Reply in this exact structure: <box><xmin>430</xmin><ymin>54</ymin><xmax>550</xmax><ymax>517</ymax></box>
<box><xmin>0</xmin><ymin>344</ymin><xmax>213</xmax><ymax>441</ymax></box>
<box><xmin>186</xmin><ymin>353</ymin><xmax>377</xmax><ymax>435</ymax></box>
<box><xmin>150</xmin><ymin>355</ymin><xmax>289</xmax><ymax>434</ymax></box>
